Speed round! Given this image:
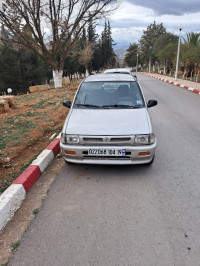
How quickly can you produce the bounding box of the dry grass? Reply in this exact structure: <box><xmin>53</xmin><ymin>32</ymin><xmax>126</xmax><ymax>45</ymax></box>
<box><xmin>0</xmin><ymin>81</ymin><xmax>79</xmax><ymax>193</ymax></box>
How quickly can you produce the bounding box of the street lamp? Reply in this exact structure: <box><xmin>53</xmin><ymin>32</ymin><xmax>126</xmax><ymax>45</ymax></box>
<box><xmin>148</xmin><ymin>46</ymin><xmax>152</xmax><ymax>73</ymax></box>
<box><xmin>175</xmin><ymin>26</ymin><xmax>182</xmax><ymax>81</ymax></box>
<box><xmin>136</xmin><ymin>53</ymin><xmax>138</xmax><ymax>74</ymax></box>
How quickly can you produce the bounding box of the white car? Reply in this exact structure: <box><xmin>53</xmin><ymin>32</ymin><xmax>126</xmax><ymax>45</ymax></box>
<box><xmin>104</xmin><ymin>68</ymin><xmax>131</xmax><ymax>74</ymax></box>
<box><xmin>60</xmin><ymin>73</ymin><xmax>157</xmax><ymax>165</ymax></box>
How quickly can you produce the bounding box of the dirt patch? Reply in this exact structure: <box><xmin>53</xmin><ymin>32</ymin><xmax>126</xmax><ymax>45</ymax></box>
<box><xmin>0</xmin><ymin>81</ymin><xmax>79</xmax><ymax>193</ymax></box>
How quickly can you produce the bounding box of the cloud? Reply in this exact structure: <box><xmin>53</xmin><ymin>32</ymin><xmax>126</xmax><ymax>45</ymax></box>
<box><xmin>106</xmin><ymin>0</ymin><xmax>200</xmax><ymax>48</ymax></box>
<box><xmin>110</xmin><ymin>18</ymin><xmax>147</xmax><ymax>29</ymax></box>
<box><xmin>125</xmin><ymin>0</ymin><xmax>200</xmax><ymax>15</ymax></box>
<box><xmin>112</xmin><ymin>27</ymin><xmax>144</xmax><ymax>46</ymax></box>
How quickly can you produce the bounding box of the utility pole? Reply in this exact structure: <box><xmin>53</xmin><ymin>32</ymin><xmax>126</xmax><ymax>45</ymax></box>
<box><xmin>148</xmin><ymin>46</ymin><xmax>152</xmax><ymax>73</ymax></box>
<box><xmin>175</xmin><ymin>26</ymin><xmax>182</xmax><ymax>81</ymax></box>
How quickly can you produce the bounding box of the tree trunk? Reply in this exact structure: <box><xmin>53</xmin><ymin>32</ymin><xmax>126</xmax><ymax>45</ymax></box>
<box><xmin>53</xmin><ymin>70</ymin><xmax>63</xmax><ymax>88</ymax></box>
<box><xmin>183</xmin><ymin>70</ymin><xmax>187</xmax><ymax>79</ymax></box>
<box><xmin>196</xmin><ymin>70</ymin><xmax>199</xmax><ymax>82</ymax></box>
<box><xmin>164</xmin><ymin>66</ymin><xmax>166</xmax><ymax>75</ymax></box>
<box><xmin>86</xmin><ymin>68</ymin><xmax>89</xmax><ymax>77</ymax></box>
<box><xmin>190</xmin><ymin>69</ymin><xmax>193</xmax><ymax>81</ymax></box>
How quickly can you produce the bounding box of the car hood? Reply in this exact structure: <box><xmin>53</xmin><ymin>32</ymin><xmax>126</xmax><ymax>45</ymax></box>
<box><xmin>64</xmin><ymin>108</ymin><xmax>151</xmax><ymax>135</ymax></box>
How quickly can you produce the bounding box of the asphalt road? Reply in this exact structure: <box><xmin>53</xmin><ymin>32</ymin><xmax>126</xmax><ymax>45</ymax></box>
<box><xmin>8</xmin><ymin>74</ymin><xmax>200</xmax><ymax>266</ymax></box>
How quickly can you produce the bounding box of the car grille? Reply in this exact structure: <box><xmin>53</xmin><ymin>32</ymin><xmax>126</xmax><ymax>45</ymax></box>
<box><xmin>80</xmin><ymin>135</ymin><xmax>134</xmax><ymax>146</ymax></box>
<box><xmin>83</xmin><ymin>137</ymin><xmax>103</xmax><ymax>142</ymax></box>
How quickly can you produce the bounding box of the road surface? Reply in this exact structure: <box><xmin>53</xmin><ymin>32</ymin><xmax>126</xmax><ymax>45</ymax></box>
<box><xmin>8</xmin><ymin>74</ymin><xmax>200</xmax><ymax>266</ymax></box>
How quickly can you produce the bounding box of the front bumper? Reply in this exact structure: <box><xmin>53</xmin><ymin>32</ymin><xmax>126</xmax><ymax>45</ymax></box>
<box><xmin>60</xmin><ymin>141</ymin><xmax>156</xmax><ymax>165</ymax></box>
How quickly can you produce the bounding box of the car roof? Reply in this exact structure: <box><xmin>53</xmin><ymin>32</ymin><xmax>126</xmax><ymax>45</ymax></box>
<box><xmin>84</xmin><ymin>73</ymin><xmax>136</xmax><ymax>82</ymax></box>
<box><xmin>104</xmin><ymin>68</ymin><xmax>131</xmax><ymax>74</ymax></box>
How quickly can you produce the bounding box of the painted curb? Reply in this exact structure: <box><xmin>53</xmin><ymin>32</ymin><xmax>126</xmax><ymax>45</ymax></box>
<box><xmin>0</xmin><ymin>135</ymin><xmax>61</xmax><ymax>231</ymax></box>
<box><xmin>46</xmin><ymin>137</ymin><xmax>61</xmax><ymax>156</ymax></box>
<box><xmin>13</xmin><ymin>165</ymin><xmax>41</xmax><ymax>192</ymax></box>
<box><xmin>148</xmin><ymin>74</ymin><xmax>200</xmax><ymax>95</ymax></box>
<box><xmin>0</xmin><ymin>184</ymin><xmax>26</xmax><ymax>230</ymax></box>
<box><xmin>31</xmin><ymin>150</ymin><xmax>54</xmax><ymax>173</ymax></box>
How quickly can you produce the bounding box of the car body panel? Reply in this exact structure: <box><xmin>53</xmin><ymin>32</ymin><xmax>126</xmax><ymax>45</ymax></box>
<box><xmin>64</xmin><ymin>108</ymin><xmax>151</xmax><ymax>135</ymax></box>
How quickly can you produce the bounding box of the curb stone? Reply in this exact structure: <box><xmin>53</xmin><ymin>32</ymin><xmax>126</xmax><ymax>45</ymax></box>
<box><xmin>148</xmin><ymin>74</ymin><xmax>200</xmax><ymax>95</ymax></box>
<box><xmin>0</xmin><ymin>134</ymin><xmax>61</xmax><ymax>231</ymax></box>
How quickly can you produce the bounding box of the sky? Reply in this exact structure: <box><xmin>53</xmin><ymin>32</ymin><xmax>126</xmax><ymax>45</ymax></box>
<box><xmin>103</xmin><ymin>0</ymin><xmax>200</xmax><ymax>49</ymax></box>
<box><xmin>0</xmin><ymin>0</ymin><xmax>199</xmax><ymax>50</ymax></box>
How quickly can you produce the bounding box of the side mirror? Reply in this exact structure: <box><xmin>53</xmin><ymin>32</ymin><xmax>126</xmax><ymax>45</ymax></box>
<box><xmin>147</xmin><ymin>99</ymin><xmax>157</xmax><ymax>108</ymax></box>
<box><xmin>133</xmin><ymin>74</ymin><xmax>137</xmax><ymax>80</ymax></box>
<box><xmin>63</xmin><ymin>100</ymin><xmax>71</xmax><ymax>108</ymax></box>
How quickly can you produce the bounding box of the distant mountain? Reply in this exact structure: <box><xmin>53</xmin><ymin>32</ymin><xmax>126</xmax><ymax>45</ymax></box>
<box><xmin>114</xmin><ymin>48</ymin><xmax>127</xmax><ymax>59</ymax></box>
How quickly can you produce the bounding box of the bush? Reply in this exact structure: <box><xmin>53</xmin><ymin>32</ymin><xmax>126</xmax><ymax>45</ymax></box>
<box><xmin>0</xmin><ymin>45</ymin><xmax>52</xmax><ymax>95</ymax></box>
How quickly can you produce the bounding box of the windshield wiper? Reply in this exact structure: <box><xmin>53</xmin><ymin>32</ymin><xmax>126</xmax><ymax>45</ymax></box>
<box><xmin>102</xmin><ymin>104</ymin><xmax>142</xmax><ymax>109</ymax></box>
<box><xmin>74</xmin><ymin>104</ymin><xmax>101</xmax><ymax>108</ymax></box>
<box><xmin>75</xmin><ymin>104</ymin><xmax>142</xmax><ymax>109</ymax></box>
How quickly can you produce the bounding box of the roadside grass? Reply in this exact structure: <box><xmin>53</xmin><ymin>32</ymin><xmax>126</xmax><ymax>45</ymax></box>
<box><xmin>30</xmin><ymin>99</ymin><xmax>46</xmax><ymax>109</ymax></box>
<box><xmin>0</xmin><ymin>116</ymin><xmax>36</xmax><ymax>150</ymax></box>
<box><xmin>0</xmin><ymin>82</ymin><xmax>79</xmax><ymax>193</ymax></box>
<box><xmin>21</xmin><ymin>112</ymin><xmax>40</xmax><ymax>117</ymax></box>
<box><xmin>10</xmin><ymin>241</ymin><xmax>20</xmax><ymax>250</ymax></box>
<box><xmin>33</xmin><ymin>208</ymin><xmax>39</xmax><ymax>215</ymax></box>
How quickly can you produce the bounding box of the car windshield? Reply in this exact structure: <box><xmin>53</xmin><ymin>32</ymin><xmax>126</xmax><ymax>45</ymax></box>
<box><xmin>74</xmin><ymin>81</ymin><xmax>145</xmax><ymax>109</ymax></box>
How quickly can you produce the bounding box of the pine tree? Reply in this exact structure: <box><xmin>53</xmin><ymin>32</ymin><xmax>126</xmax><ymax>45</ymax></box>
<box><xmin>125</xmin><ymin>43</ymin><xmax>138</xmax><ymax>69</ymax></box>
<box><xmin>101</xmin><ymin>21</ymin><xmax>116</xmax><ymax>69</ymax></box>
<box><xmin>139</xmin><ymin>21</ymin><xmax>166</xmax><ymax>64</ymax></box>
<box><xmin>87</xmin><ymin>21</ymin><xmax>98</xmax><ymax>44</ymax></box>
<box><xmin>87</xmin><ymin>20</ymin><xmax>98</xmax><ymax>74</ymax></box>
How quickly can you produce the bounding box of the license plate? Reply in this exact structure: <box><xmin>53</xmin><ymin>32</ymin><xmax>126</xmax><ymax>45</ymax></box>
<box><xmin>88</xmin><ymin>148</ymin><xmax>126</xmax><ymax>156</ymax></box>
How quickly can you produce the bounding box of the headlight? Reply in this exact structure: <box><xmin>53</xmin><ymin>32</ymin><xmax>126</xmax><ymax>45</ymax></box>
<box><xmin>134</xmin><ymin>134</ymin><xmax>155</xmax><ymax>145</ymax></box>
<box><xmin>61</xmin><ymin>134</ymin><xmax>79</xmax><ymax>144</ymax></box>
